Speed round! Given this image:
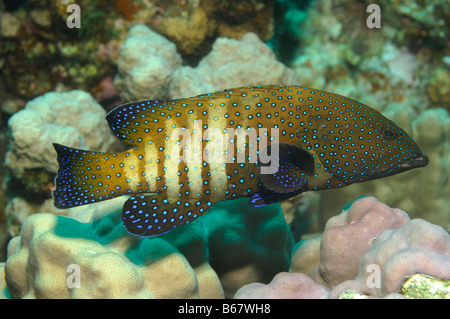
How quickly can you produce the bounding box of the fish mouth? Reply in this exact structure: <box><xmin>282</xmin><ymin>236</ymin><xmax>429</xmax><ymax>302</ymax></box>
<box><xmin>373</xmin><ymin>154</ymin><xmax>429</xmax><ymax>177</ymax></box>
<box><xmin>400</xmin><ymin>154</ymin><xmax>429</xmax><ymax>169</ymax></box>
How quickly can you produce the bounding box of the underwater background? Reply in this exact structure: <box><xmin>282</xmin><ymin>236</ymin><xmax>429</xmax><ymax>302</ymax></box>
<box><xmin>0</xmin><ymin>0</ymin><xmax>448</xmax><ymax>298</ymax></box>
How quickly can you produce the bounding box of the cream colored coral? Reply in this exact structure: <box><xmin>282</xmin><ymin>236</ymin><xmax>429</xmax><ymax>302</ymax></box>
<box><xmin>5</xmin><ymin>90</ymin><xmax>116</xmax><ymax>177</ymax></box>
<box><xmin>296</xmin><ymin>196</ymin><xmax>411</xmax><ymax>288</ymax></box>
<box><xmin>114</xmin><ymin>25</ymin><xmax>182</xmax><ymax>101</ymax></box>
<box><xmin>169</xmin><ymin>32</ymin><xmax>301</xmax><ymax>99</ymax></box>
<box><xmin>234</xmin><ymin>272</ymin><xmax>330</xmax><ymax>299</ymax></box>
<box><xmin>114</xmin><ymin>25</ymin><xmax>300</xmax><ymax>104</ymax></box>
<box><xmin>4</xmin><ymin>198</ymin><xmax>224</xmax><ymax>299</ymax></box>
<box><xmin>2</xmin><ymin>196</ymin><xmax>292</xmax><ymax>299</ymax></box>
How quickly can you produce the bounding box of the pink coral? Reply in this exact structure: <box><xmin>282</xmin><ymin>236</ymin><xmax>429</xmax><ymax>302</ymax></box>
<box><xmin>234</xmin><ymin>272</ymin><xmax>330</xmax><ymax>299</ymax></box>
<box><xmin>329</xmin><ymin>219</ymin><xmax>450</xmax><ymax>298</ymax></box>
<box><xmin>308</xmin><ymin>196</ymin><xmax>411</xmax><ymax>288</ymax></box>
<box><xmin>283</xmin><ymin>196</ymin><xmax>450</xmax><ymax>298</ymax></box>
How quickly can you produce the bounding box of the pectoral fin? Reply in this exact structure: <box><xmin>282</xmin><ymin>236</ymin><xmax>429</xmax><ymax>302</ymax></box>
<box><xmin>257</xmin><ymin>143</ymin><xmax>314</xmax><ymax>193</ymax></box>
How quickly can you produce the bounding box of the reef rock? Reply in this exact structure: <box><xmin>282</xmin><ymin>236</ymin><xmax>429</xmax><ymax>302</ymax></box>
<box><xmin>400</xmin><ymin>273</ymin><xmax>450</xmax><ymax>299</ymax></box>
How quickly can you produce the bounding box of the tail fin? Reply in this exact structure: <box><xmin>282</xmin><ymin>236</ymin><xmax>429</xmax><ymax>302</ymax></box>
<box><xmin>53</xmin><ymin>143</ymin><xmax>127</xmax><ymax>209</ymax></box>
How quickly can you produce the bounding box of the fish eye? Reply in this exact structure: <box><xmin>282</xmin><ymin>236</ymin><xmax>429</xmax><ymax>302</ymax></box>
<box><xmin>381</xmin><ymin>126</ymin><xmax>397</xmax><ymax>140</ymax></box>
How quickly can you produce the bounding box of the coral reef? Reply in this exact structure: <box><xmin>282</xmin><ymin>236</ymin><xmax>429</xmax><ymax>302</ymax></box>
<box><xmin>1</xmin><ymin>197</ymin><xmax>292</xmax><ymax>298</ymax></box>
<box><xmin>114</xmin><ymin>24</ymin><xmax>300</xmax><ymax>101</ymax></box>
<box><xmin>169</xmin><ymin>32</ymin><xmax>300</xmax><ymax>98</ymax></box>
<box><xmin>4</xmin><ymin>194</ymin><xmax>447</xmax><ymax>299</ymax></box>
<box><xmin>115</xmin><ymin>0</ymin><xmax>145</xmax><ymax>21</ymax></box>
<box><xmin>234</xmin><ymin>272</ymin><xmax>330</xmax><ymax>299</ymax></box>
<box><xmin>375</xmin><ymin>0</ymin><xmax>449</xmax><ymax>49</ymax></box>
<box><xmin>0</xmin><ymin>0</ymin><xmax>122</xmax><ymax>107</ymax></box>
<box><xmin>1</xmin><ymin>0</ymin><xmax>449</xmax><ymax>300</ymax></box>
<box><xmin>156</xmin><ymin>3</ymin><xmax>216</xmax><ymax>62</ymax></box>
<box><xmin>152</xmin><ymin>0</ymin><xmax>275</xmax><ymax>64</ymax></box>
<box><xmin>329</xmin><ymin>218</ymin><xmax>450</xmax><ymax>298</ymax></box>
<box><xmin>426</xmin><ymin>68</ymin><xmax>450</xmax><ymax>111</ymax></box>
<box><xmin>309</xmin><ymin>197</ymin><xmax>410</xmax><ymax>288</ymax></box>
<box><xmin>5</xmin><ymin>90</ymin><xmax>116</xmax><ymax>177</ymax></box>
<box><xmin>235</xmin><ymin>196</ymin><xmax>450</xmax><ymax>299</ymax></box>
<box><xmin>205</xmin><ymin>0</ymin><xmax>275</xmax><ymax>40</ymax></box>
<box><xmin>114</xmin><ymin>25</ymin><xmax>182</xmax><ymax>101</ymax></box>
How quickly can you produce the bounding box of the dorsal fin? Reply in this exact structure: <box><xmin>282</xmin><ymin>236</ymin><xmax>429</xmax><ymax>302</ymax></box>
<box><xmin>105</xmin><ymin>85</ymin><xmax>291</xmax><ymax>146</ymax></box>
<box><xmin>106</xmin><ymin>100</ymin><xmax>170</xmax><ymax>146</ymax></box>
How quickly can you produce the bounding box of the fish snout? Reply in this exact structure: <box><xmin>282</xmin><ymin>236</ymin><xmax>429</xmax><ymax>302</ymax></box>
<box><xmin>400</xmin><ymin>154</ymin><xmax>429</xmax><ymax>169</ymax></box>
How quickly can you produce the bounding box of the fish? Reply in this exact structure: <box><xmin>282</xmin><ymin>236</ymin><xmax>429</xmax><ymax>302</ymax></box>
<box><xmin>53</xmin><ymin>85</ymin><xmax>429</xmax><ymax>237</ymax></box>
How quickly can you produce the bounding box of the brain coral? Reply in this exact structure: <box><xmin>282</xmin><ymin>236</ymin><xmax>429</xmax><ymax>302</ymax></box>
<box><xmin>5</xmin><ymin>90</ymin><xmax>116</xmax><ymax>177</ymax></box>
<box><xmin>2</xmin><ymin>198</ymin><xmax>293</xmax><ymax>299</ymax></box>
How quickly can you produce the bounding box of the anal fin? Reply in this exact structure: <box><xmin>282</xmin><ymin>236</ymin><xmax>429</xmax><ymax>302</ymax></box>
<box><xmin>122</xmin><ymin>194</ymin><xmax>210</xmax><ymax>237</ymax></box>
<box><xmin>249</xmin><ymin>186</ymin><xmax>304</xmax><ymax>207</ymax></box>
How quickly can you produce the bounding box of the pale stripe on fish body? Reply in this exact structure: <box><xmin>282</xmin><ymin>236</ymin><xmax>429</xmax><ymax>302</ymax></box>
<box><xmin>53</xmin><ymin>85</ymin><xmax>428</xmax><ymax>237</ymax></box>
